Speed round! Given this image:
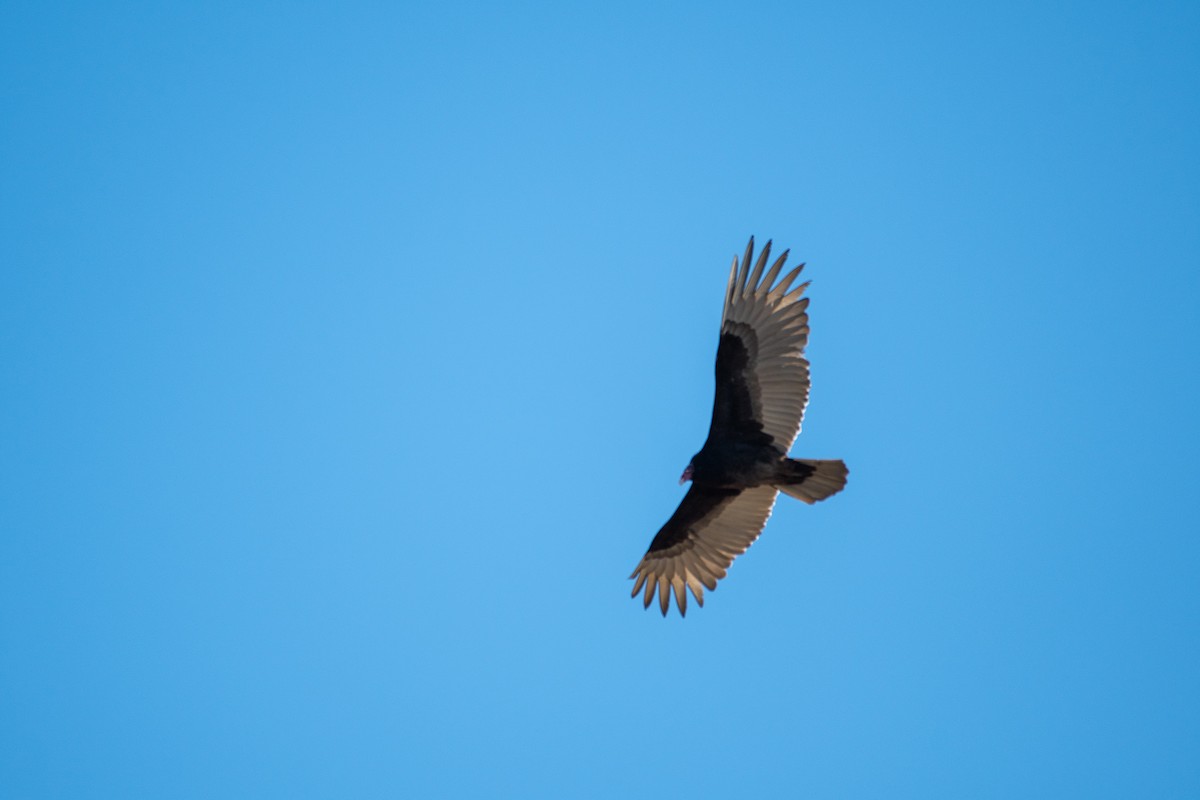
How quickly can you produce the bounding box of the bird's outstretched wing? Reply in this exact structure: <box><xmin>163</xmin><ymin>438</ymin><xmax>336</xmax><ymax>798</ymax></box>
<box><xmin>629</xmin><ymin>485</ymin><xmax>779</xmax><ymax>616</ymax></box>
<box><xmin>709</xmin><ymin>237</ymin><xmax>812</xmax><ymax>451</ymax></box>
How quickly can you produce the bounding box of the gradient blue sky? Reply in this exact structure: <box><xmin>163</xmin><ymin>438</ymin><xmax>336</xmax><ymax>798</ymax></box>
<box><xmin>3</xmin><ymin>3</ymin><xmax>1198</xmax><ymax>798</ymax></box>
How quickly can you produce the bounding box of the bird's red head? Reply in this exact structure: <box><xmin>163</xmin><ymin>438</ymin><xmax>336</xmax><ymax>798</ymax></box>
<box><xmin>679</xmin><ymin>463</ymin><xmax>694</xmax><ymax>485</ymax></box>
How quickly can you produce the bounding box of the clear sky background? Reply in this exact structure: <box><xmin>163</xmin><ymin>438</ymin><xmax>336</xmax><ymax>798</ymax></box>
<box><xmin>2</xmin><ymin>3</ymin><xmax>1198</xmax><ymax>798</ymax></box>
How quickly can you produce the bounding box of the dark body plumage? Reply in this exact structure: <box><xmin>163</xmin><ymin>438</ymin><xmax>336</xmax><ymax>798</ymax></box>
<box><xmin>630</xmin><ymin>238</ymin><xmax>848</xmax><ymax>616</ymax></box>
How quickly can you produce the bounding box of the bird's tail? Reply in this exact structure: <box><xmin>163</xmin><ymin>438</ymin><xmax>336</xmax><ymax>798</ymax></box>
<box><xmin>775</xmin><ymin>459</ymin><xmax>848</xmax><ymax>504</ymax></box>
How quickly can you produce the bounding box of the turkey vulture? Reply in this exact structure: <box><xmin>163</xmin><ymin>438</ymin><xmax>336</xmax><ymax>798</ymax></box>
<box><xmin>630</xmin><ymin>237</ymin><xmax>848</xmax><ymax>616</ymax></box>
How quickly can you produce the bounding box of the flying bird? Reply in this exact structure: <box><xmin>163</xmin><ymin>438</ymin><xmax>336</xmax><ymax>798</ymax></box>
<box><xmin>630</xmin><ymin>237</ymin><xmax>848</xmax><ymax>616</ymax></box>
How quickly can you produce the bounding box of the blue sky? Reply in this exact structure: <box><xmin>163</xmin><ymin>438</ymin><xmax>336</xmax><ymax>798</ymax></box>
<box><xmin>2</xmin><ymin>2</ymin><xmax>1198</xmax><ymax>797</ymax></box>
